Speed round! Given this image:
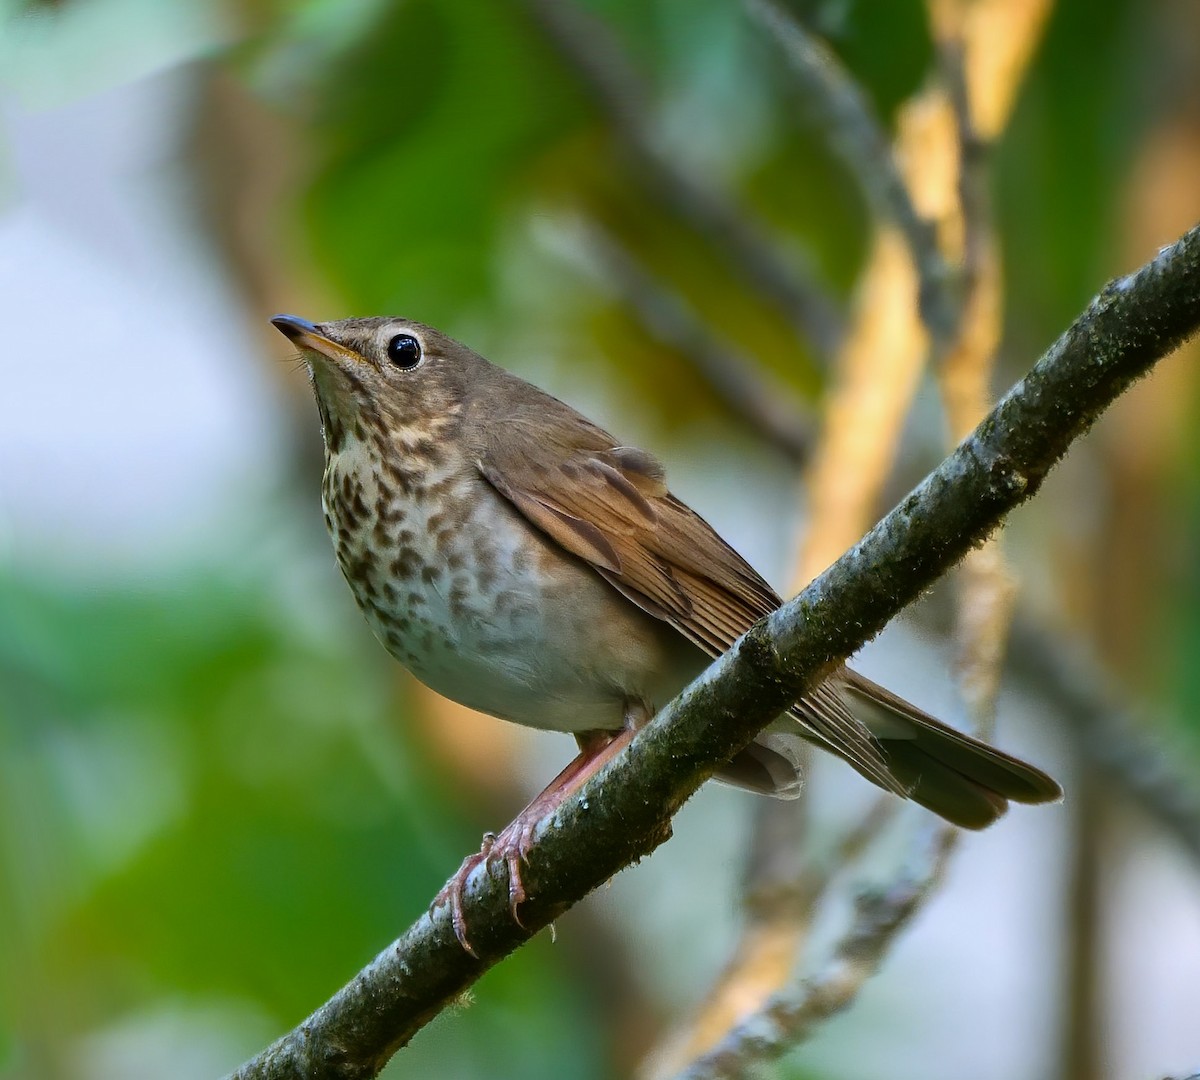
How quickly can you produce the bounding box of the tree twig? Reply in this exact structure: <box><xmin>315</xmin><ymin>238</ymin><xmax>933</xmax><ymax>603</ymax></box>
<box><xmin>519</xmin><ymin>0</ymin><xmax>846</xmax><ymax>358</ymax></box>
<box><xmin>929</xmin><ymin>0</ymin><xmax>1021</xmax><ymax>734</ymax></box>
<box><xmin>575</xmin><ymin>222</ymin><xmax>816</xmax><ymax>461</ymax></box>
<box><xmin>745</xmin><ymin>0</ymin><xmax>957</xmax><ymax>347</ymax></box>
<box><xmin>656</xmin><ymin>5</ymin><xmax>1048</xmax><ymax>1069</ymax></box>
<box><xmin>669</xmin><ymin>8</ymin><xmax>1030</xmax><ymax>1067</ymax></box>
<box><xmin>674</xmin><ymin>821</ymin><xmax>958</xmax><ymax>1080</ymax></box>
<box><xmin>648</xmin><ymin>161</ymin><xmax>932</xmax><ymax>1080</ymax></box>
<box><xmin>226</xmin><ymin>224</ymin><xmax>1200</xmax><ymax>1080</ymax></box>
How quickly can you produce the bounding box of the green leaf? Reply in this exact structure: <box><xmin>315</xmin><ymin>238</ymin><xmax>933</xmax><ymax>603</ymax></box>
<box><xmin>302</xmin><ymin>0</ymin><xmax>588</xmax><ymax>324</ymax></box>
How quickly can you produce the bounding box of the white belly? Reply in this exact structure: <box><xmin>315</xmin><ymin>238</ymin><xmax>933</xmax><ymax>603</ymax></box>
<box><xmin>324</xmin><ymin>452</ymin><xmax>699</xmax><ymax>733</ymax></box>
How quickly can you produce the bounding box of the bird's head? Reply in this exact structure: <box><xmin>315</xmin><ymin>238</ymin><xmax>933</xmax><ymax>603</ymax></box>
<box><xmin>271</xmin><ymin>314</ymin><xmax>484</xmax><ymax>455</ymax></box>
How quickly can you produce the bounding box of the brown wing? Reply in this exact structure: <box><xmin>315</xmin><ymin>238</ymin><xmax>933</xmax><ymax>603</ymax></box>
<box><xmin>477</xmin><ymin>429</ymin><xmax>897</xmax><ymax>790</ymax></box>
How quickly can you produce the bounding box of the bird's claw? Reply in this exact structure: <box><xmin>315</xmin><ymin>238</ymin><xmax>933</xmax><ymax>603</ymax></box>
<box><xmin>432</xmin><ymin>816</ymin><xmax>542</xmax><ymax>956</ymax></box>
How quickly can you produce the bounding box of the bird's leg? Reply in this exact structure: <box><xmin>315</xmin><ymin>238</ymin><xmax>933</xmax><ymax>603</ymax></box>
<box><xmin>433</xmin><ymin>700</ymin><xmax>651</xmax><ymax>955</ymax></box>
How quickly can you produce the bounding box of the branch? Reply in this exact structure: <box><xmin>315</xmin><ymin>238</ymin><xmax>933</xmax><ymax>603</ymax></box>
<box><xmin>576</xmin><ymin>222</ymin><xmax>816</xmax><ymax>461</ymax></box>
<box><xmin>745</xmin><ymin>0</ymin><xmax>957</xmax><ymax>346</ymax></box>
<box><xmin>928</xmin><ymin>0</ymin><xmax>1021</xmax><ymax>734</ymax></box>
<box><xmin>674</xmin><ymin>822</ymin><xmax>957</xmax><ymax>1080</ymax></box>
<box><xmin>669</xmin><ymin>10</ymin><xmax>1026</xmax><ymax>1063</ymax></box>
<box><xmin>790</xmin><ymin>231</ymin><xmax>931</xmax><ymax>581</ymax></box>
<box><xmin>648</xmin><ymin>151</ymin><xmax>935</xmax><ymax>1080</ymax></box>
<box><xmin>519</xmin><ymin>0</ymin><xmax>846</xmax><ymax>358</ymax></box>
<box><xmin>657</xmin><ymin>4</ymin><xmax>1046</xmax><ymax>1068</ymax></box>
<box><xmin>227</xmin><ymin>224</ymin><xmax>1200</xmax><ymax>1080</ymax></box>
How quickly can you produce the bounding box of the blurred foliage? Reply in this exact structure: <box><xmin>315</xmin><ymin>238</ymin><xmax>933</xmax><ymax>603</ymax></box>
<box><xmin>257</xmin><ymin>0</ymin><xmax>1156</xmax><ymax>429</ymax></box>
<box><xmin>996</xmin><ymin>0</ymin><xmax>1149</xmax><ymax>359</ymax></box>
<box><xmin>2</xmin><ymin>0</ymin><xmax>1198</xmax><ymax>1075</ymax></box>
<box><xmin>780</xmin><ymin>0</ymin><xmax>933</xmax><ymax>119</ymax></box>
<box><xmin>1169</xmin><ymin>452</ymin><xmax>1200</xmax><ymax>742</ymax></box>
<box><xmin>0</xmin><ymin>567</ymin><xmax>605</xmax><ymax>1078</ymax></box>
<box><xmin>275</xmin><ymin>0</ymin><xmax>885</xmax><ymax>406</ymax></box>
<box><xmin>301</xmin><ymin>0</ymin><xmax>588</xmax><ymax>327</ymax></box>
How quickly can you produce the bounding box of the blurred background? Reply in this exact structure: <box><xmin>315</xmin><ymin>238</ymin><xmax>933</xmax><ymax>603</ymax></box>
<box><xmin>1</xmin><ymin>0</ymin><xmax>1199</xmax><ymax>1077</ymax></box>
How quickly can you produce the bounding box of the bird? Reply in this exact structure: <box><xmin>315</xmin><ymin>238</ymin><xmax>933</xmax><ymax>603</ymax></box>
<box><xmin>271</xmin><ymin>313</ymin><xmax>1062</xmax><ymax>950</ymax></box>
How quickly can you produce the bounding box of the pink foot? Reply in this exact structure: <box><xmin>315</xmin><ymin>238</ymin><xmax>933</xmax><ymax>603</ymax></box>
<box><xmin>431</xmin><ymin>717</ymin><xmax>642</xmax><ymax>956</ymax></box>
<box><xmin>432</xmin><ymin>812</ymin><xmax>541</xmax><ymax>956</ymax></box>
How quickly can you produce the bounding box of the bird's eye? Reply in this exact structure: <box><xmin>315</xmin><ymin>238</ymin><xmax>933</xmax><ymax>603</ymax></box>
<box><xmin>386</xmin><ymin>334</ymin><xmax>423</xmax><ymax>370</ymax></box>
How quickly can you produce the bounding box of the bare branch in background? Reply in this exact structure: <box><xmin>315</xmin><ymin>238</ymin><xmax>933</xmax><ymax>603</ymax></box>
<box><xmin>790</xmin><ymin>234</ymin><xmax>929</xmax><ymax>583</ymax></box>
<box><xmin>647</xmin><ymin>174</ymin><xmax>929</xmax><ymax>1080</ymax></box>
<box><xmin>945</xmin><ymin>0</ymin><xmax>1056</xmax><ymax>142</ymax></box>
<box><xmin>926</xmin><ymin>8</ymin><xmax>1083</xmax><ymax>1070</ymax></box>
<box><xmin>931</xmin><ymin>0</ymin><xmax>1054</xmax><ymax>414</ymax></box>
<box><xmin>927</xmin><ymin>0</ymin><xmax>1027</xmax><ymax>731</ymax></box>
<box><xmin>576</xmin><ymin>223</ymin><xmax>815</xmax><ymax>461</ymax></box>
<box><xmin>745</xmin><ymin>0</ymin><xmax>956</xmax><ymax>348</ymax></box>
<box><xmin>519</xmin><ymin>0</ymin><xmax>846</xmax><ymax>359</ymax></box>
<box><xmin>674</xmin><ymin>823</ymin><xmax>957</xmax><ymax>1080</ymax></box>
<box><xmin>227</xmin><ymin>224</ymin><xmax>1200</xmax><ymax>1080</ymax></box>
<box><xmin>645</xmin><ymin>787</ymin><xmax>814</xmax><ymax>1079</ymax></box>
<box><xmin>659</xmin><ymin>5</ymin><xmax>1049</xmax><ymax>1075</ymax></box>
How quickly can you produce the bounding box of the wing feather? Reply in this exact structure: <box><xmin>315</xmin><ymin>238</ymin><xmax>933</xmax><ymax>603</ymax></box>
<box><xmin>477</xmin><ymin>432</ymin><xmax>897</xmax><ymax>788</ymax></box>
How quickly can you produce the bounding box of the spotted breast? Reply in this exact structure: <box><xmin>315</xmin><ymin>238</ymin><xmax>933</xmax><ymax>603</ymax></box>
<box><xmin>321</xmin><ymin>426</ymin><xmax>699</xmax><ymax>735</ymax></box>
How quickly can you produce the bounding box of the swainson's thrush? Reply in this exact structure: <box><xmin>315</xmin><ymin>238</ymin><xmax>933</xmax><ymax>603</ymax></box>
<box><xmin>272</xmin><ymin>314</ymin><xmax>1061</xmax><ymax>947</ymax></box>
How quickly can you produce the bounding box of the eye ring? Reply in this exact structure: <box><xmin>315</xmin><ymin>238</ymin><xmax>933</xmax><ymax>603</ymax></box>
<box><xmin>386</xmin><ymin>334</ymin><xmax>423</xmax><ymax>370</ymax></box>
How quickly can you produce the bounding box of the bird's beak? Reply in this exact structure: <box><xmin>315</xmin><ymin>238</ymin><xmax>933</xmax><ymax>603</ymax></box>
<box><xmin>270</xmin><ymin>314</ymin><xmax>365</xmax><ymax>365</ymax></box>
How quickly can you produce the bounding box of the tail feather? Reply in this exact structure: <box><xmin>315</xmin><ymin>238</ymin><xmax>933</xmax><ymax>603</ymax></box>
<box><xmin>840</xmin><ymin>668</ymin><xmax>1062</xmax><ymax>828</ymax></box>
<box><xmin>867</xmin><ymin>742</ymin><xmax>1010</xmax><ymax>829</ymax></box>
<box><xmin>715</xmin><ymin>667</ymin><xmax>1062</xmax><ymax>830</ymax></box>
<box><xmin>719</xmin><ymin>735</ymin><xmax>805</xmax><ymax>799</ymax></box>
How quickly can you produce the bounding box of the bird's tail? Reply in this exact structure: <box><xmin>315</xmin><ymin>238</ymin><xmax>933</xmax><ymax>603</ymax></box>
<box><xmin>717</xmin><ymin>668</ymin><xmax>1062</xmax><ymax>829</ymax></box>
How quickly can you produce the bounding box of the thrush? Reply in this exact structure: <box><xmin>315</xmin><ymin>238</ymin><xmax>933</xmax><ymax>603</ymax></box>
<box><xmin>272</xmin><ymin>313</ymin><xmax>1061</xmax><ymax>950</ymax></box>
